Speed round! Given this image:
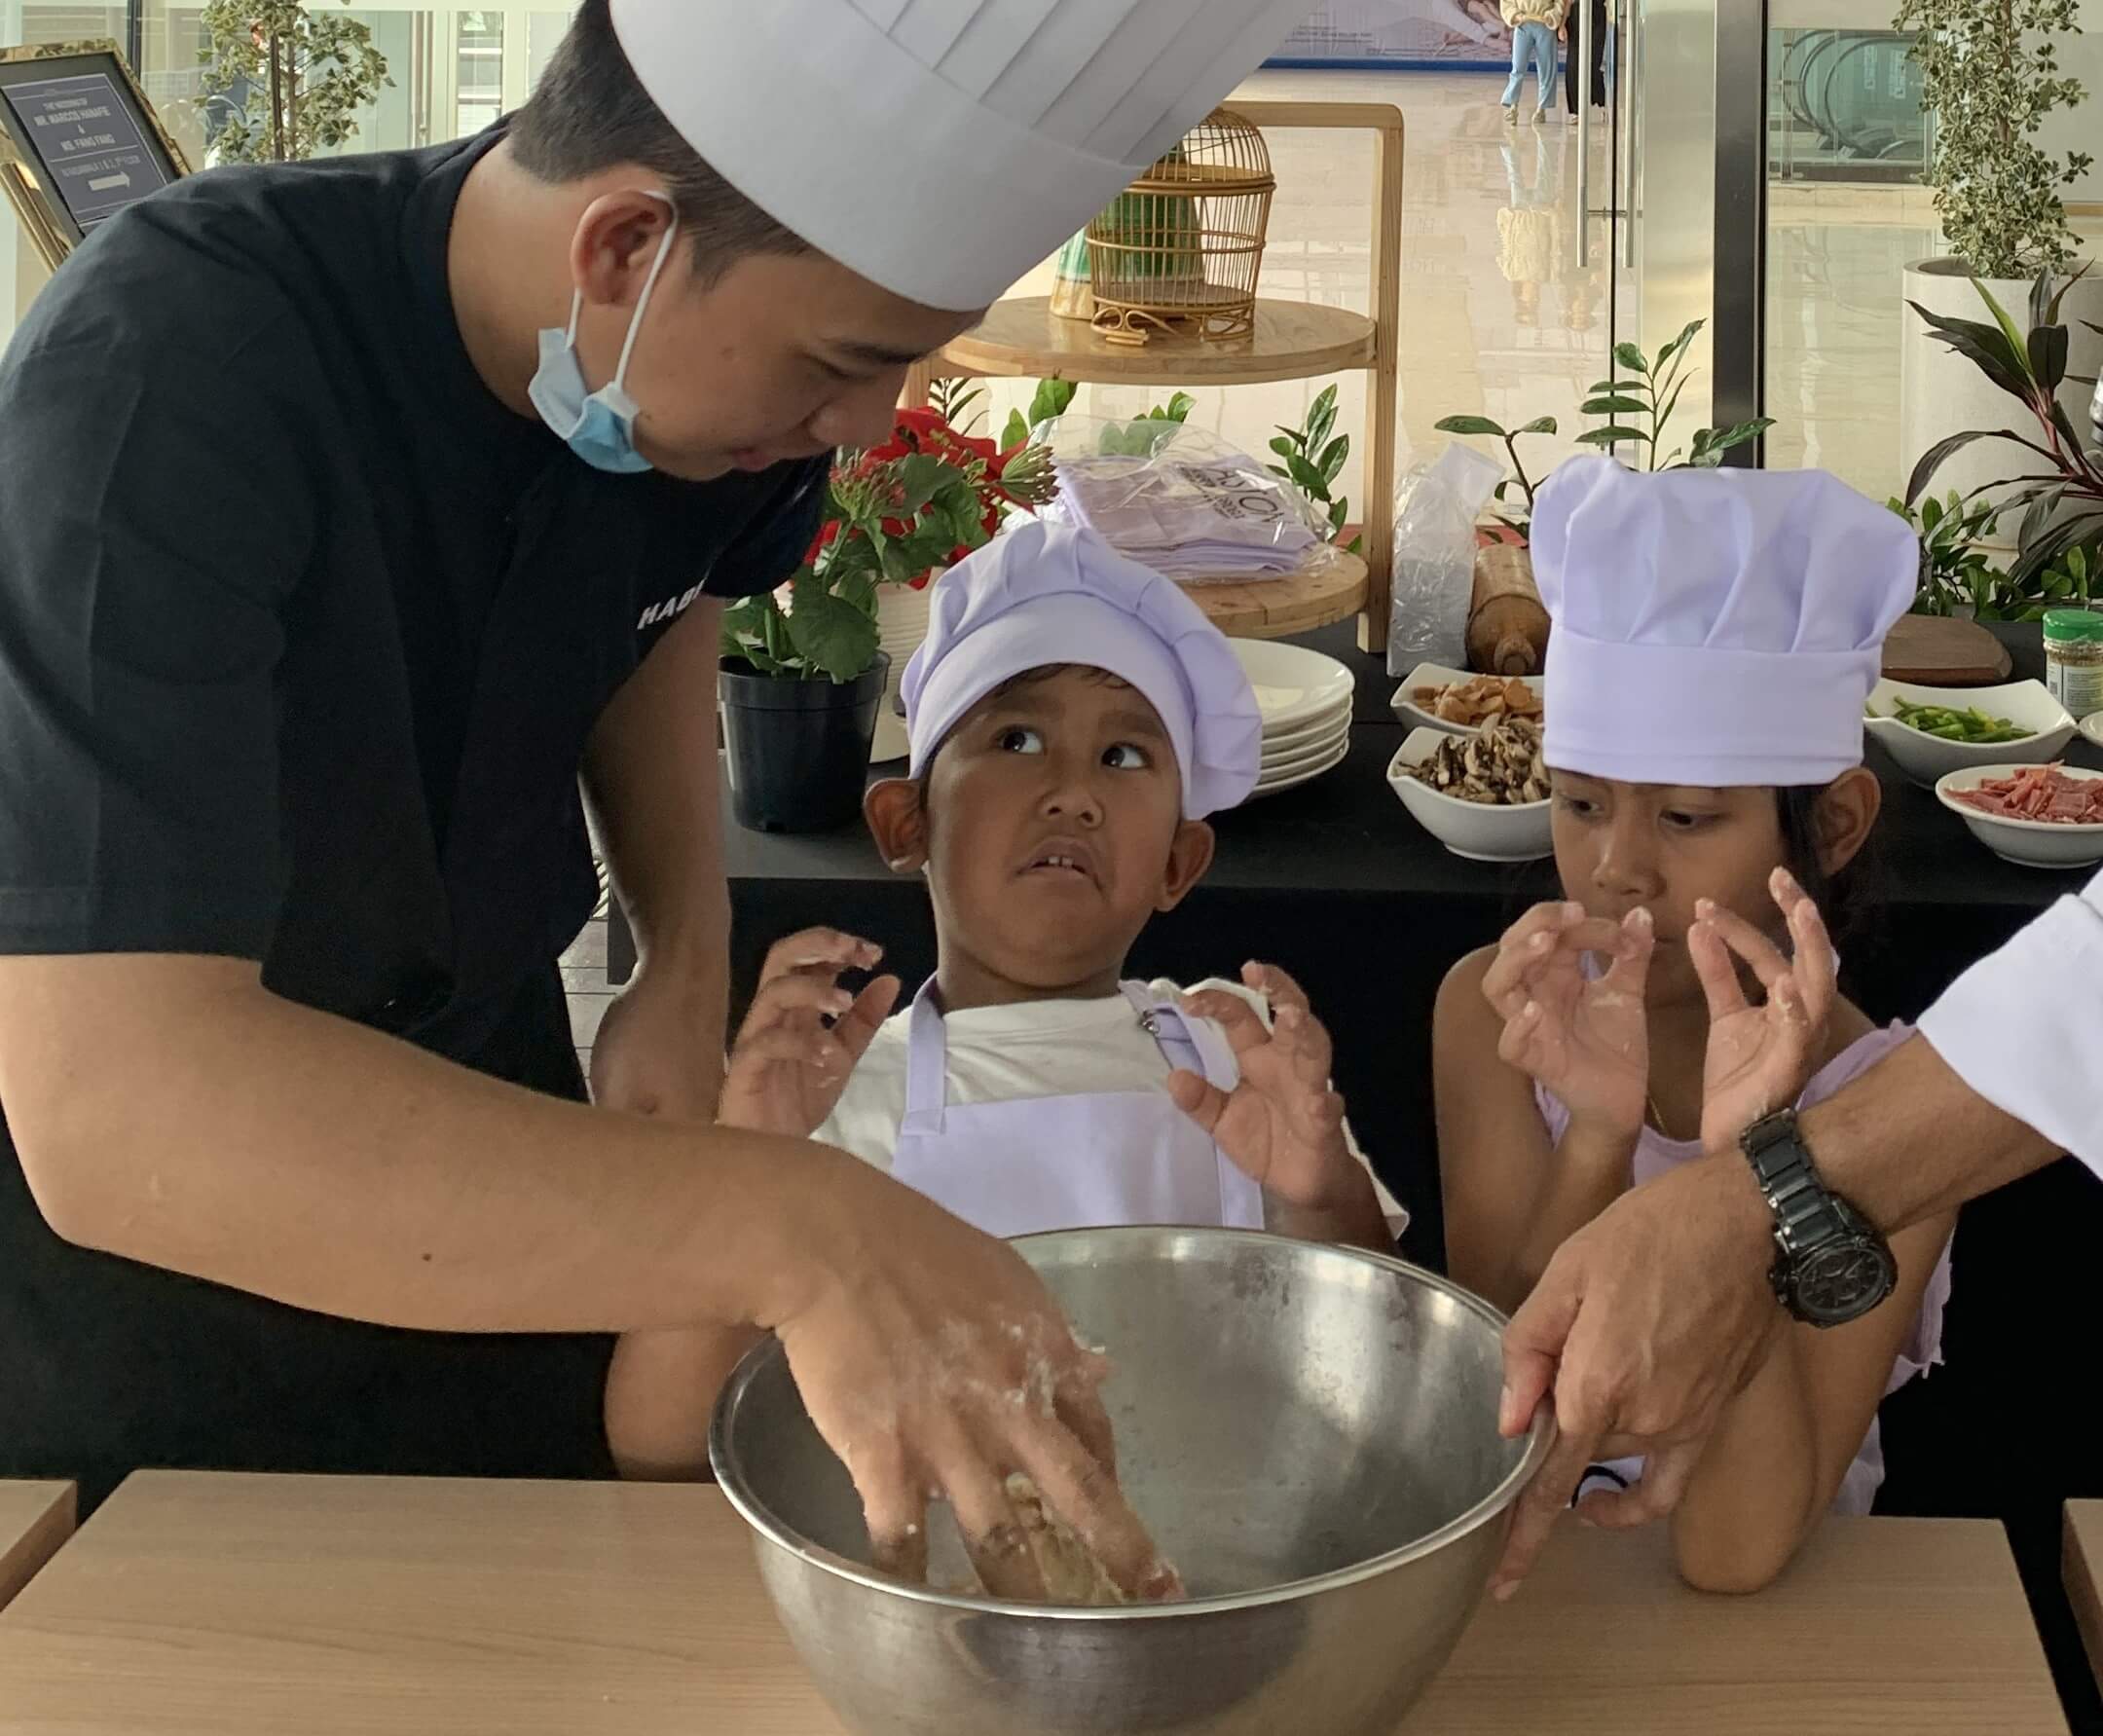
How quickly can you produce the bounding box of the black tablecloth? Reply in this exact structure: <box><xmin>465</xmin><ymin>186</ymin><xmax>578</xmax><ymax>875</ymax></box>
<box><xmin>614</xmin><ymin>624</ymin><xmax>2103</xmax><ymax>1704</ymax></box>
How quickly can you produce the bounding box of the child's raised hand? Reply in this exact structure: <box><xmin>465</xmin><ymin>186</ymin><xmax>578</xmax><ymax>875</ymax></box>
<box><xmin>718</xmin><ymin>929</ymin><xmax>901</xmax><ymax>1138</ymax></box>
<box><xmin>1690</xmin><ymin>868</ymin><xmax>1837</xmax><ymax>1152</ymax></box>
<box><xmin>1482</xmin><ymin>902</ymin><xmax>1655</xmax><ymax>1136</ymax></box>
<box><xmin>1169</xmin><ymin>963</ymin><xmax>1357</xmax><ymax>1210</ymax></box>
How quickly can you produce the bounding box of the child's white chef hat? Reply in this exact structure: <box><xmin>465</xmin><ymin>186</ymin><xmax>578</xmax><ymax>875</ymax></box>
<box><xmin>1532</xmin><ymin>456</ymin><xmax>1916</xmax><ymax>787</ymax></box>
<box><xmin>902</xmin><ymin>521</ymin><xmax>1262</xmax><ymax>818</ymax></box>
<box><xmin>608</xmin><ymin>0</ymin><xmax>1315</xmax><ymax>313</ymax></box>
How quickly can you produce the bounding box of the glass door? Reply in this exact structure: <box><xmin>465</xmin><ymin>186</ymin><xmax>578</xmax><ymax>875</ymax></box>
<box><xmin>1589</xmin><ymin>0</ymin><xmax>1758</xmax><ymax>467</ymax></box>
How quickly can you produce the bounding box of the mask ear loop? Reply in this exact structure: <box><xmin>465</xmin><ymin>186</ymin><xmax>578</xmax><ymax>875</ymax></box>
<box><xmin>609</xmin><ymin>191</ymin><xmax>679</xmax><ymax>394</ymax></box>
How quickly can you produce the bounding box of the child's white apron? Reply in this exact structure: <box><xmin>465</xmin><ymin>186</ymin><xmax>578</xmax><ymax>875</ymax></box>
<box><xmin>887</xmin><ymin>980</ymin><xmax>1266</xmax><ymax>1237</ymax></box>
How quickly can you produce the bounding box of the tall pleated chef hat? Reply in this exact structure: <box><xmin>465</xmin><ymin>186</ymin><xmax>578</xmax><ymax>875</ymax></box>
<box><xmin>902</xmin><ymin>521</ymin><xmax>1263</xmax><ymax>818</ymax></box>
<box><xmin>1531</xmin><ymin>455</ymin><xmax>1917</xmax><ymax>787</ymax></box>
<box><xmin>607</xmin><ymin>0</ymin><xmax>1315</xmax><ymax>312</ymax></box>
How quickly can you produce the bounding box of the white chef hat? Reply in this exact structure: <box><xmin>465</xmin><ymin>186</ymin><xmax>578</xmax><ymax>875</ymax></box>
<box><xmin>1532</xmin><ymin>456</ymin><xmax>1916</xmax><ymax>788</ymax></box>
<box><xmin>901</xmin><ymin>521</ymin><xmax>1262</xmax><ymax>818</ymax></box>
<box><xmin>608</xmin><ymin>0</ymin><xmax>1314</xmax><ymax>312</ymax></box>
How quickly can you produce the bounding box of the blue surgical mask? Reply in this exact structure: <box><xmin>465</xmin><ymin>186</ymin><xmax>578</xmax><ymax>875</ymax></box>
<box><xmin>529</xmin><ymin>195</ymin><xmax>679</xmax><ymax>474</ymax></box>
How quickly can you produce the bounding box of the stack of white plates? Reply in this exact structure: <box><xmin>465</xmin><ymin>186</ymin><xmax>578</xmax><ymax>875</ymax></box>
<box><xmin>1232</xmin><ymin>639</ymin><xmax>1356</xmax><ymax>799</ymax></box>
<box><xmin>869</xmin><ymin>583</ymin><xmax>937</xmax><ymax>763</ymax></box>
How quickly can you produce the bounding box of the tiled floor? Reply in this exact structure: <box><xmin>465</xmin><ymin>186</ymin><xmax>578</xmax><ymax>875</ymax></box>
<box><xmin>561</xmin><ymin>917</ymin><xmax>610</xmax><ymax>1082</ymax></box>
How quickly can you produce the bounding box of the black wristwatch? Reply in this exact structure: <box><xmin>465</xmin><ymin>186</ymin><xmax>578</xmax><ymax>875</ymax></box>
<box><xmin>1739</xmin><ymin>1109</ymin><xmax>1897</xmax><ymax>1328</ymax></box>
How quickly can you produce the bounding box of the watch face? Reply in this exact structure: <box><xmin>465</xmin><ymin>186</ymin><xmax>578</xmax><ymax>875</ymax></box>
<box><xmin>1792</xmin><ymin>1238</ymin><xmax>1897</xmax><ymax>1326</ymax></box>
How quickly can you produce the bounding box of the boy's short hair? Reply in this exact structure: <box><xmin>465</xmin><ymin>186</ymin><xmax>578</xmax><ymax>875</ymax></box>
<box><xmin>509</xmin><ymin>0</ymin><xmax>813</xmax><ymax>285</ymax></box>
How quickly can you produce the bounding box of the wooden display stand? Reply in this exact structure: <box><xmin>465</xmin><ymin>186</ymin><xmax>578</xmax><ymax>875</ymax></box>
<box><xmin>910</xmin><ymin>100</ymin><xmax>1404</xmax><ymax>647</ymax></box>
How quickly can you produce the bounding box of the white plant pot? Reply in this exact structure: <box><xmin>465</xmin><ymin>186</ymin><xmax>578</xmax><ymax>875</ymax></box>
<box><xmin>1899</xmin><ymin>259</ymin><xmax>2103</xmax><ymax>538</ymax></box>
<box><xmin>870</xmin><ymin>575</ymin><xmax>938</xmax><ymax>763</ymax></box>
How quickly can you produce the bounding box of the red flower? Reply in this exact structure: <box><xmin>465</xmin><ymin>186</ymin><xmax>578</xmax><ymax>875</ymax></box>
<box><xmin>801</xmin><ymin>407</ymin><xmax>1038</xmax><ymax>588</ymax></box>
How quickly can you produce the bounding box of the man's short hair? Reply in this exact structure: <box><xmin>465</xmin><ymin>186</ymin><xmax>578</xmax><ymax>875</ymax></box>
<box><xmin>509</xmin><ymin>0</ymin><xmax>813</xmax><ymax>284</ymax></box>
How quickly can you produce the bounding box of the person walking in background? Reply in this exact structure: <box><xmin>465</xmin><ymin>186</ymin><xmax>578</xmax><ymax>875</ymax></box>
<box><xmin>1501</xmin><ymin>0</ymin><xmax>1568</xmax><ymax>124</ymax></box>
<box><xmin>1563</xmin><ymin>0</ymin><xmax>1609</xmax><ymax>116</ymax></box>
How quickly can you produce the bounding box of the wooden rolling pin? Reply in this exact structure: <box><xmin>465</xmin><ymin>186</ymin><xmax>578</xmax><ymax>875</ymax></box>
<box><xmin>1468</xmin><ymin>543</ymin><xmax>1551</xmax><ymax>677</ymax></box>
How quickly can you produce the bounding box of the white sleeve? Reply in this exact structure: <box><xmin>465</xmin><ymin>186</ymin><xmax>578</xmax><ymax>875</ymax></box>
<box><xmin>1914</xmin><ymin>869</ymin><xmax>2103</xmax><ymax>1172</ymax></box>
<box><xmin>1168</xmin><ymin>978</ymin><xmax>1412</xmax><ymax>1237</ymax></box>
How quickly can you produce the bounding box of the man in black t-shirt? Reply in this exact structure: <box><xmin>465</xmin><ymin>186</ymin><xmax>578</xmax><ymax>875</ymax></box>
<box><xmin>0</xmin><ymin>0</ymin><xmax>1314</xmax><ymax>1587</ymax></box>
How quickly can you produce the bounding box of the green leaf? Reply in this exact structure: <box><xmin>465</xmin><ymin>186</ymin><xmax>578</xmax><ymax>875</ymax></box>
<box><xmin>1973</xmin><ymin>277</ymin><xmax>2037</xmax><ymax>375</ymax></box>
<box><xmin>1164</xmin><ymin>391</ymin><xmax>1197</xmax><ymax>422</ymax></box>
<box><xmin>1328</xmin><ymin>498</ymin><xmax>1348</xmax><ymax>533</ymax></box>
<box><xmin>1908</xmin><ymin>301</ymin><xmax>2031</xmax><ymax>399</ymax></box>
<box><xmin>1904</xmin><ymin>428</ymin><xmax>2025</xmax><ymax>504</ymax></box>
<box><xmin>2027</xmin><ymin>323</ymin><xmax>2070</xmax><ymax>392</ymax></box>
<box><xmin>1434</xmin><ymin>414</ymin><xmax>1507</xmax><ymax>436</ymax></box>
<box><xmin>1346</xmin><ymin>533</ymin><xmax>1365</xmax><ymax>556</ymax></box>
<box><xmin>1285</xmin><ymin>453</ymin><xmax>1330</xmax><ymax>499</ymax></box>
<box><xmin>1317</xmin><ymin>434</ymin><xmax>1350</xmax><ymax>484</ymax></box>
<box><xmin>1028</xmin><ymin>378</ymin><xmax>1078</xmax><ymax>425</ymax></box>
<box><xmin>1919</xmin><ymin>495</ymin><xmax>1944</xmax><ymax>531</ymax></box>
<box><xmin>1656</xmin><ymin>318</ymin><xmax>1706</xmax><ymax>370</ymax></box>
<box><xmin>1516</xmin><ymin>415</ymin><xmax>1559</xmax><ymax>436</ymax></box>
<box><xmin>784</xmin><ymin>575</ymin><xmax>880</xmax><ymax>681</ymax></box>
<box><xmin>1613</xmin><ymin>341</ymin><xmax>1649</xmax><ymax>375</ymax></box>
<box><xmin>1581</xmin><ymin>395</ymin><xmax>1648</xmax><ymax>416</ymax></box>
<box><xmin>1001</xmin><ymin>408</ymin><xmax>1029</xmax><ymax>451</ymax></box>
<box><xmin>1575</xmin><ymin>425</ymin><xmax>1649</xmax><ymax>448</ymax></box>
<box><xmin>1269</xmin><ymin>435</ymin><xmax>1299</xmax><ymax>462</ymax></box>
<box><xmin>1308</xmin><ymin>385</ymin><xmax>1339</xmax><ymax>452</ymax></box>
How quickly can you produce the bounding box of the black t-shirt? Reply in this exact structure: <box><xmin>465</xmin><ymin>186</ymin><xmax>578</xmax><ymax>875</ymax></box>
<box><xmin>0</xmin><ymin>129</ymin><xmax>826</xmax><ymax>1499</ymax></box>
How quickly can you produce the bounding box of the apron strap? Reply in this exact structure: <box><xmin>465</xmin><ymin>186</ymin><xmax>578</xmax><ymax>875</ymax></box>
<box><xmin>1121</xmin><ymin>983</ymin><xmax>1266</xmax><ymax>1233</ymax></box>
<box><xmin>899</xmin><ymin>979</ymin><xmax>950</xmax><ymax>1137</ymax></box>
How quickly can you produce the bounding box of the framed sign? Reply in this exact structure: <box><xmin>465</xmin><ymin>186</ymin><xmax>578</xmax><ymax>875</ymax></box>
<box><xmin>1266</xmin><ymin>2</ymin><xmax>1516</xmax><ymax>69</ymax></box>
<box><xmin>0</xmin><ymin>41</ymin><xmax>190</xmax><ymax>271</ymax></box>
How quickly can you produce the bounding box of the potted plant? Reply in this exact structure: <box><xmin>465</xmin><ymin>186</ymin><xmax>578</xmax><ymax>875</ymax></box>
<box><xmin>1896</xmin><ymin>0</ymin><xmax>2101</xmax><ymax>517</ymax></box>
<box><xmin>199</xmin><ymin>0</ymin><xmax>390</xmax><ymax>164</ymax></box>
<box><xmin>1905</xmin><ymin>273</ymin><xmax>2103</xmax><ymax>604</ymax></box>
<box><xmin>718</xmin><ymin>405</ymin><xmax>1053</xmax><ymax>833</ymax></box>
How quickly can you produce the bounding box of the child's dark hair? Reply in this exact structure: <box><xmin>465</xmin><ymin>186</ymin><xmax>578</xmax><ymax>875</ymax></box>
<box><xmin>1775</xmin><ymin>784</ymin><xmax>1881</xmax><ymax>958</ymax></box>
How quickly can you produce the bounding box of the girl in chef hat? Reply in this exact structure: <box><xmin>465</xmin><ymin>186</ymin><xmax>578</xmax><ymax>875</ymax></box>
<box><xmin>609</xmin><ymin>521</ymin><xmax>1405</xmax><ymax>1487</ymax></box>
<box><xmin>1433</xmin><ymin>455</ymin><xmax>1954</xmax><ymax>1593</ymax></box>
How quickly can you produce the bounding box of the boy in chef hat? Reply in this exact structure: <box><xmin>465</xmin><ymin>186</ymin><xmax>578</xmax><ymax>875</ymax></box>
<box><xmin>1432</xmin><ymin>456</ymin><xmax>1955</xmax><ymax>1592</ymax></box>
<box><xmin>608</xmin><ymin>522</ymin><xmax>1403</xmax><ymax>1481</ymax></box>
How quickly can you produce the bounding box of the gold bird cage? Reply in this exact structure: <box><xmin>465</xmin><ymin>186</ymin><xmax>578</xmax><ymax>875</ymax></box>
<box><xmin>1085</xmin><ymin>108</ymin><xmax>1274</xmax><ymax>347</ymax></box>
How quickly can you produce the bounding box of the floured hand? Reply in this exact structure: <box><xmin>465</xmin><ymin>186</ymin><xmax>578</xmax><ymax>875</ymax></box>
<box><xmin>1690</xmin><ymin>868</ymin><xmax>1838</xmax><ymax>1152</ymax></box>
<box><xmin>762</xmin><ymin>1158</ymin><xmax>1183</xmax><ymax>1606</ymax></box>
<box><xmin>1483</xmin><ymin>902</ymin><xmax>1656</xmax><ymax>1137</ymax></box>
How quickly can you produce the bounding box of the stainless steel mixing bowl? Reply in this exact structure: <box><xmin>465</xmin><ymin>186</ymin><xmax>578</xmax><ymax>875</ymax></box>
<box><xmin>710</xmin><ymin>1227</ymin><xmax>1550</xmax><ymax>1735</ymax></box>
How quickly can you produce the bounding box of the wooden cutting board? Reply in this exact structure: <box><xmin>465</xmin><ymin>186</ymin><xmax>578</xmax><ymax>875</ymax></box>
<box><xmin>1882</xmin><ymin>615</ymin><xmax>2014</xmax><ymax>686</ymax></box>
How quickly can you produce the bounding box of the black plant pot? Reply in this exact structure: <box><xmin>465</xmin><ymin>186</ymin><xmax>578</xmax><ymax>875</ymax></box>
<box><xmin>719</xmin><ymin>654</ymin><xmax>889</xmax><ymax>834</ymax></box>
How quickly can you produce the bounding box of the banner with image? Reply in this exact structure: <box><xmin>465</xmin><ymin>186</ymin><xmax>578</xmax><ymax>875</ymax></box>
<box><xmin>1269</xmin><ymin>1</ymin><xmax>1516</xmax><ymax>68</ymax></box>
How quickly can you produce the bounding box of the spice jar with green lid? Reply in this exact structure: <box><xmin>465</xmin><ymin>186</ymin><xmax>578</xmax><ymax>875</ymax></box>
<box><xmin>2043</xmin><ymin>608</ymin><xmax>2103</xmax><ymax>720</ymax></box>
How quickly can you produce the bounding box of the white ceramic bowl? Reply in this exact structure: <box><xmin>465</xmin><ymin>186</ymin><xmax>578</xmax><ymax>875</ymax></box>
<box><xmin>1863</xmin><ymin>679</ymin><xmax>2075</xmax><ymax>788</ymax></box>
<box><xmin>1390</xmin><ymin>663</ymin><xmax>1546</xmax><ymax>736</ymax></box>
<box><xmin>2081</xmin><ymin>711</ymin><xmax>2103</xmax><ymax>752</ymax></box>
<box><xmin>1934</xmin><ymin>762</ymin><xmax>2103</xmax><ymax>869</ymax></box>
<box><xmin>1386</xmin><ymin>728</ymin><xmax>1553</xmax><ymax>863</ymax></box>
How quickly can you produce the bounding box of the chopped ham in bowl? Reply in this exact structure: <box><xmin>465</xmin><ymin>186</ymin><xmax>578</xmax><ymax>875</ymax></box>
<box><xmin>1936</xmin><ymin>761</ymin><xmax>2103</xmax><ymax>869</ymax></box>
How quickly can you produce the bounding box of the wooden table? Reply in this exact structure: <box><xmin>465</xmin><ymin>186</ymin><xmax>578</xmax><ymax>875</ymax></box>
<box><xmin>2063</xmin><ymin>1500</ymin><xmax>2103</xmax><ymax>1694</ymax></box>
<box><xmin>0</xmin><ymin>1473</ymin><xmax>2065</xmax><ymax>1733</ymax></box>
<box><xmin>0</xmin><ymin>1481</ymin><xmax>73</xmax><ymax>1613</ymax></box>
